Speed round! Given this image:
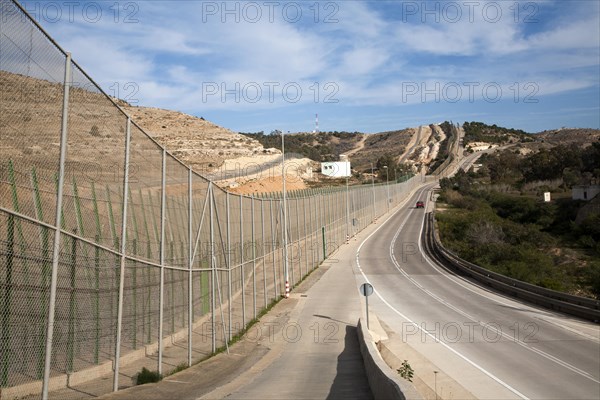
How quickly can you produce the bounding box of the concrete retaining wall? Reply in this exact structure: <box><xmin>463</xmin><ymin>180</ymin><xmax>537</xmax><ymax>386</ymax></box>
<box><xmin>356</xmin><ymin>318</ymin><xmax>421</xmax><ymax>400</ymax></box>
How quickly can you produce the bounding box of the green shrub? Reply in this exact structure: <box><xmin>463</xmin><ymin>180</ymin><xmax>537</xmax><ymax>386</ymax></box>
<box><xmin>397</xmin><ymin>360</ymin><xmax>414</xmax><ymax>382</ymax></box>
<box><xmin>135</xmin><ymin>367</ymin><xmax>162</xmax><ymax>385</ymax></box>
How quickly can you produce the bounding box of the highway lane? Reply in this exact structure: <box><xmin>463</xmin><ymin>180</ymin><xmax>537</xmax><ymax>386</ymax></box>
<box><xmin>356</xmin><ymin>185</ymin><xmax>600</xmax><ymax>399</ymax></box>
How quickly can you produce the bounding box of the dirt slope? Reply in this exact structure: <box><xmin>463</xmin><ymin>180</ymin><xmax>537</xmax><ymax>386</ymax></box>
<box><xmin>122</xmin><ymin>105</ymin><xmax>267</xmax><ymax>172</ymax></box>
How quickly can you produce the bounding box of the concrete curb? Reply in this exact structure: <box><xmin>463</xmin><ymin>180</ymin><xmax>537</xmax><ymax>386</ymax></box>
<box><xmin>356</xmin><ymin>318</ymin><xmax>422</xmax><ymax>400</ymax></box>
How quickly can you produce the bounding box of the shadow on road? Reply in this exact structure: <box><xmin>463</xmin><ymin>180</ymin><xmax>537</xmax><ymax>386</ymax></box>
<box><xmin>326</xmin><ymin>325</ymin><xmax>373</xmax><ymax>400</ymax></box>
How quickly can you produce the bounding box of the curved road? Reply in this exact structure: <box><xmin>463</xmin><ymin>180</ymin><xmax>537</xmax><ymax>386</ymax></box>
<box><xmin>355</xmin><ymin>185</ymin><xmax>600</xmax><ymax>399</ymax></box>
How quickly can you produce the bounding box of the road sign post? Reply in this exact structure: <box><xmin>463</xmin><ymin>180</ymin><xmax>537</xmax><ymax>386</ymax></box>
<box><xmin>360</xmin><ymin>283</ymin><xmax>374</xmax><ymax>329</ymax></box>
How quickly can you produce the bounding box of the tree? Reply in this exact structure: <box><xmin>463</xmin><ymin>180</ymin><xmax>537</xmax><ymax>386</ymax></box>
<box><xmin>562</xmin><ymin>168</ymin><xmax>582</xmax><ymax>187</ymax></box>
<box><xmin>487</xmin><ymin>151</ymin><xmax>522</xmax><ymax>184</ymax></box>
<box><xmin>376</xmin><ymin>154</ymin><xmax>398</xmax><ymax>181</ymax></box>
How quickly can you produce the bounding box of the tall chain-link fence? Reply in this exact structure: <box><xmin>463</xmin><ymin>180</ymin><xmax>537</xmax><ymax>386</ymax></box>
<box><xmin>0</xmin><ymin>1</ymin><xmax>425</xmax><ymax>398</ymax></box>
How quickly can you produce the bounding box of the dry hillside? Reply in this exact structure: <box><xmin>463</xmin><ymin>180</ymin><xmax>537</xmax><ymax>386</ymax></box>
<box><xmin>537</xmin><ymin>128</ymin><xmax>600</xmax><ymax>147</ymax></box>
<box><xmin>0</xmin><ymin>70</ymin><xmax>270</xmax><ymax>180</ymax></box>
<box><xmin>353</xmin><ymin>128</ymin><xmax>416</xmax><ymax>170</ymax></box>
<box><xmin>122</xmin><ymin>105</ymin><xmax>270</xmax><ymax>172</ymax></box>
<box><xmin>242</xmin><ymin>128</ymin><xmax>418</xmax><ymax>173</ymax></box>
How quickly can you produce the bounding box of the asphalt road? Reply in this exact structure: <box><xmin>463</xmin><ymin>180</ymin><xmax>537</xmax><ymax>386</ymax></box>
<box><xmin>200</xmin><ymin>231</ymin><xmax>375</xmax><ymax>399</ymax></box>
<box><xmin>355</xmin><ymin>185</ymin><xmax>600</xmax><ymax>399</ymax></box>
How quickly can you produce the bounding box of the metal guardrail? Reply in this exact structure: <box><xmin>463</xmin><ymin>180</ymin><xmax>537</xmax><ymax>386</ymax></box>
<box><xmin>423</xmin><ymin>212</ymin><xmax>600</xmax><ymax>322</ymax></box>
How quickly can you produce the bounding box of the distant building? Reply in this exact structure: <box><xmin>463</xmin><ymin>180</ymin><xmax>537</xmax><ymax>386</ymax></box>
<box><xmin>572</xmin><ymin>185</ymin><xmax>600</xmax><ymax>201</ymax></box>
<box><xmin>321</xmin><ymin>155</ymin><xmax>351</xmax><ymax>177</ymax></box>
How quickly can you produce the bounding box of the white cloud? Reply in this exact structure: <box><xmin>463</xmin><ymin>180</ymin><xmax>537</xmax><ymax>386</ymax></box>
<box><xmin>24</xmin><ymin>0</ymin><xmax>598</xmax><ymax>131</ymax></box>
<box><xmin>339</xmin><ymin>47</ymin><xmax>389</xmax><ymax>76</ymax></box>
<box><xmin>63</xmin><ymin>36</ymin><xmax>154</xmax><ymax>84</ymax></box>
<box><xmin>526</xmin><ymin>15</ymin><xmax>600</xmax><ymax>50</ymax></box>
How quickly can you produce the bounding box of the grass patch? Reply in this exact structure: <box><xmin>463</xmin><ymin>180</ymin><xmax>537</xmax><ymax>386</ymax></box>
<box><xmin>166</xmin><ymin>362</ymin><xmax>189</xmax><ymax>376</ymax></box>
<box><xmin>213</xmin><ymin>297</ymin><xmax>282</xmax><ymax>356</ymax></box>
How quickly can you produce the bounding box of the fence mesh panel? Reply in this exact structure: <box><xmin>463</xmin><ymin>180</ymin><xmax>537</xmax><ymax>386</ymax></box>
<box><xmin>0</xmin><ymin>0</ymin><xmax>424</xmax><ymax>398</ymax></box>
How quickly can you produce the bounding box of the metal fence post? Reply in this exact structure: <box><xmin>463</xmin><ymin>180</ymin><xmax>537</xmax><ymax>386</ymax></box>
<box><xmin>270</xmin><ymin>199</ymin><xmax>278</xmax><ymax>298</ymax></box>
<box><xmin>251</xmin><ymin>195</ymin><xmax>256</xmax><ymax>319</ymax></box>
<box><xmin>42</xmin><ymin>52</ymin><xmax>71</xmax><ymax>400</ymax></box>
<box><xmin>112</xmin><ymin>117</ymin><xmax>132</xmax><ymax>390</ymax></box>
<box><xmin>294</xmin><ymin>199</ymin><xmax>301</xmax><ymax>278</ymax></box>
<box><xmin>209</xmin><ymin>183</ymin><xmax>216</xmax><ymax>353</ymax></box>
<box><xmin>328</xmin><ymin>190</ymin><xmax>332</xmax><ymax>250</ymax></box>
<box><xmin>319</xmin><ymin>193</ymin><xmax>323</xmax><ymax>261</ymax></box>
<box><xmin>280</xmin><ymin>199</ymin><xmax>286</xmax><ymax>296</ymax></box>
<box><xmin>371</xmin><ymin>164</ymin><xmax>376</xmax><ymax>222</ymax></box>
<box><xmin>240</xmin><ymin>195</ymin><xmax>246</xmax><ymax>326</ymax></box>
<box><xmin>328</xmin><ymin>190</ymin><xmax>333</xmax><ymax>253</ymax></box>
<box><xmin>261</xmin><ymin>199</ymin><xmax>267</xmax><ymax>308</ymax></box>
<box><xmin>226</xmin><ymin>192</ymin><xmax>232</xmax><ymax>341</ymax></box>
<box><xmin>288</xmin><ymin>199</ymin><xmax>294</xmax><ymax>287</ymax></box>
<box><xmin>158</xmin><ymin>149</ymin><xmax>166</xmax><ymax>375</ymax></box>
<box><xmin>302</xmin><ymin>197</ymin><xmax>308</xmax><ymax>276</ymax></box>
<box><xmin>188</xmin><ymin>168</ymin><xmax>193</xmax><ymax>366</ymax></box>
<box><xmin>308</xmin><ymin>195</ymin><xmax>314</xmax><ymax>267</ymax></box>
<box><xmin>1</xmin><ymin>215</ymin><xmax>14</xmax><ymax>387</ymax></box>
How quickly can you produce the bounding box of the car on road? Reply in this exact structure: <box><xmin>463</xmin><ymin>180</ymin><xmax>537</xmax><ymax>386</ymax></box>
<box><xmin>416</xmin><ymin>201</ymin><xmax>425</xmax><ymax>208</ymax></box>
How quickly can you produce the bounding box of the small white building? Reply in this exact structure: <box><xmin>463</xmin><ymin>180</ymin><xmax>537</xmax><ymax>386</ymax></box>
<box><xmin>572</xmin><ymin>185</ymin><xmax>600</xmax><ymax>201</ymax></box>
<box><xmin>321</xmin><ymin>156</ymin><xmax>351</xmax><ymax>178</ymax></box>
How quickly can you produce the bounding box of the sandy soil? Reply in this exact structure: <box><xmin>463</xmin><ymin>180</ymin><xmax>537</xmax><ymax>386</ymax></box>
<box><xmin>227</xmin><ymin>175</ymin><xmax>308</xmax><ymax>195</ymax></box>
<box><xmin>216</xmin><ymin>155</ymin><xmax>314</xmax><ymax>194</ymax></box>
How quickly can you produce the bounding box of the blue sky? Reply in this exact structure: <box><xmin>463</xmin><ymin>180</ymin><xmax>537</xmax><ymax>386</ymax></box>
<box><xmin>20</xmin><ymin>0</ymin><xmax>600</xmax><ymax>133</ymax></box>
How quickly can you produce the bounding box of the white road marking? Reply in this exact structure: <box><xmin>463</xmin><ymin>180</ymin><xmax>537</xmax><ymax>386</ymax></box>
<box><xmin>396</xmin><ymin>200</ymin><xmax>600</xmax><ymax>384</ymax></box>
<box><xmin>355</xmin><ymin>186</ymin><xmax>530</xmax><ymax>400</ymax></box>
<box><xmin>413</xmin><ymin>202</ymin><xmax>599</xmax><ymax>344</ymax></box>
